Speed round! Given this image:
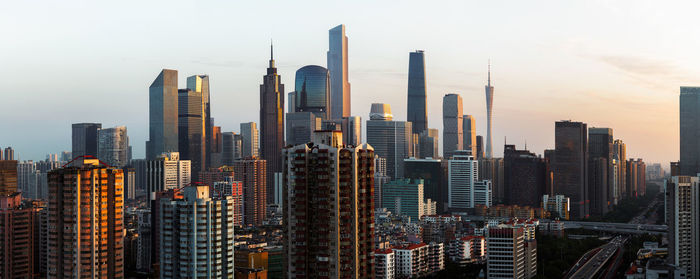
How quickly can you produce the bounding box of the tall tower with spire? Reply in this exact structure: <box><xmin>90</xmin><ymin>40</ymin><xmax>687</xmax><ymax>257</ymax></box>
<box><xmin>260</xmin><ymin>42</ymin><xmax>285</xmax><ymax>205</ymax></box>
<box><xmin>485</xmin><ymin>62</ymin><xmax>495</xmax><ymax>159</ymax></box>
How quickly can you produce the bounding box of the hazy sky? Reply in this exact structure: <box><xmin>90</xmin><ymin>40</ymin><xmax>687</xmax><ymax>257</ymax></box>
<box><xmin>2</xmin><ymin>0</ymin><xmax>698</xmax><ymax>165</ymax></box>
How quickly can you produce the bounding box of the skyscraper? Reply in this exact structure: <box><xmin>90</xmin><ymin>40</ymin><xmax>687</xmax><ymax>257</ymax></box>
<box><xmin>222</xmin><ymin>132</ymin><xmax>242</xmax><ymax>165</ymax></box>
<box><xmin>382</xmin><ymin>179</ymin><xmax>426</xmax><ymax>221</ymax></box>
<box><xmin>283</xmin><ymin>142</ymin><xmax>375</xmax><ymax>278</ymax></box>
<box><xmin>295</xmin><ymin>65</ymin><xmax>331</xmax><ymax>120</ymax></box>
<box><xmin>287</xmin><ymin>92</ymin><xmax>296</xmax><ymax>113</ymax></box>
<box><xmin>342</xmin><ymin>116</ymin><xmax>362</xmax><ymax>147</ymax></box>
<box><xmin>448</xmin><ymin>151</ymin><xmax>482</xmax><ymax>210</ymax></box>
<box><xmin>588</xmin><ymin>127</ymin><xmax>613</xmax><ymax>216</ymax></box>
<box><xmin>463</xmin><ymin>115</ymin><xmax>476</xmax><ymax>156</ymax></box>
<box><xmin>186</xmin><ymin>75</ymin><xmax>212</xmax><ymax>169</ymax></box>
<box><xmin>613</xmin><ymin>139</ymin><xmax>627</xmax><ymax>199</ymax></box>
<box><xmin>407</xmin><ymin>50</ymin><xmax>427</xmax><ymax>134</ymax></box>
<box><xmin>240</xmin><ymin>122</ymin><xmax>259</xmax><ymax>158</ymax></box>
<box><xmin>47</xmin><ymin>159</ymin><xmax>124</xmax><ymax>278</ymax></box>
<box><xmin>485</xmin><ymin>64</ymin><xmax>495</xmax><ymax>159</ymax></box>
<box><xmin>178</xmin><ymin>88</ymin><xmax>205</xmax><ymax>178</ymax></box>
<box><xmin>443</xmin><ymin>94</ymin><xmax>463</xmax><ymax>159</ymax></box>
<box><xmin>147</xmin><ymin>69</ymin><xmax>179</xmax><ymax>160</ymax></box>
<box><xmin>286</xmin><ymin>112</ymin><xmax>320</xmax><ymax>146</ymax></box>
<box><xmin>503</xmin><ymin>144</ymin><xmax>546</xmax><ymax>207</ymax></box>
<box><xmin>554</xmin><ymin>120</ymin><xmax>588</xmax><ymax>219</ymax></box>
<box><xmin>3</xmin><ymin>147</ymin><xmax>14</xmax><ymax>160</ymax></box>
<box><xmin>72</xmin><ymin>123</ymin><xmax>101</xmax><ymax>158</ymax></box>
<box><xmin>680</xmin><ymin>86</ymin><xmax>700</xmax><ymax>176</ymax></box>
<box><xmin>233</xmin><ymin>158</ymin><xmax>267</xmax><ymax>226</ymax></box>
<box><xmin>0</xmin><ymin>160</ymin><xmax>18</xmax><ymax>195</ymax></box>
<box><xmin>666</xmin><ymin>176</ymin><xmax>699</xmax><ymax>278</ymax></box>
<box><xmin>419</xmin><ymin>128</ymin><xmax>439</xmax><ymax>159</ymax></box>
<box><xmin>476</xmin><ymin>135</ymin><xmax>484</xmax><ymax>159</ymax></box>
<box><xmin>327</xmin><ymin>24</ymin><xmax>351</xmax><ymax>120</ymax></box>
<box><xmin>98</xmin><ymin>126</ymin><xmax>129</xmax><ymax>167</ymax></box>
<box><xmin>260</xmin><ymin>44</ymin><xmax>285</xmax><ymax>205</ymax></box>
<box><xmin>158</xmin><ymin>186</ymin><xmax>235</xmax><ymax>278</ymax></box>
<box><xmin>366</xmin><ymin>103</ymin><xmax>413</xmax><ymax>179</ymax></box>
<box><xmin>404</xmin><ymin>158</ymin><xmax>447</xmax><ymax>213</ymax></box>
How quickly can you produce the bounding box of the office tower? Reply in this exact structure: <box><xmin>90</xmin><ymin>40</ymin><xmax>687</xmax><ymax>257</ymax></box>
<box><xmin>671</xmin><ymin>161</ymin><xmax>681</xmax><ymax>176</ymax></box>
<box><xmin>554</xmin><ymin>120</ymin><xmax>588</xmax><ymax>219</ymax></box>
<box><xmin>588</xmin><ymin>127</ymin><xmax>613</xmax><ymax>216</ymax></box>
<box><xmin>476</xmin><ymin>135</ymin><xmax>484</xmax><ymax>159</ymax></box>
<box><xmin>407</xmin><ymin>50</ymin><xmax>427</xmax><ymax>134</ymax></box>
<box><xmin>286</xmin><ymin>112</ymin><xmax>321</xmax><ymax>146</ymax></box>
<box><xmin>448</xmin><ymin>150</ymin><xmax>478</xmax><ymax>210</ymax></box>
<box><xmin>343</xmin><ymin>116</ymin><xmax>362</xmax><ymax>147</ymax></box>
<box><xmin>0</xmin><ymin>160</ymin><xmax>18</xmax><ymax>195</ymax></box>
<box><xmin>210</xmin><ymin>125</ymin><xmax>223</xmax><ymax>167</ymax></box>
<box><xmin>287</xmin><ymin>92</ymin><xmax>296</xmax><ymax>113</ymax></box>
<box><xmin>240</xmin><ymin>122</ymin><xmax>259</xmax><ymax>158</ymax></box>
<box><xmin>178</xmin><ymin>88</ymin><xmax>205</xmax><ymax>179</ymax></box>
<box><xmin>60</xmin><ymin>151</ymin><xmax>71</xmax><ymax>162</ymax></box>
<box><xmin>146</xmin><ymin>152</ymin><xmax>191</xmax><ymax>195</ymax></box>
<box><xmin>382</xmin><ymin>179</ymin><xmax>425</xmax><ymax>221</ymax></box>
<box><xmin>283</xmin><ymin>142</ymin><xmax>375</xmax><ymax>278</ymax></box>
<box><xmin>260</xmin><ymin>44</ymin><xmax>285</xmax><ymax>206</ymax></box>
<box><xmin>443</xmin><ymin>94</ymin><xmax>463</xmax><ymax>159</ymax></box>
<box><xmin>680</xmin><ymin>86</ymin><xmax>700</xmax><ymax>176</ymax></box>
<box><xmin>3</xmin><ymin>147</ymin><xmax>14</xmax><ymax>160</ymax></box>
<box><xmin>17</xmin><ymin>161</ymin><xmax>37</xmax><ymax>199</ymax></box>
<box><xmin>47</xmin><ymin>159</ymin><xmax>124</xmax><ymax>278</ymax></box>
<box><xmin>462</xmin><ymin>115</ymin><xmax>476</xmax><ymax>156</ymax></box>
<box><xmin>328</xmin><ymin>24</ymin><xmax>351</xmax><ymax>120</ymax></box>
<box><xmin>667</xmin><ymin>176</ymin><xmax>699</xmax><ymax>278</ymax></box>
<box><xmin>222</xmin><ymin>132</ymin><xmax>242</xmax><ymax>165</ymax></box>
<box><xmin>295</xmin><ymin>65</ymin><xmax>331</xmax><ymax>120</ymax></box>
<box><xmin>186</xmin><ymin>75</ymin><xmax>212</xmax><ymax>169</ymax></box>
<box><xmin>487</xmin><ymin>226</ymin><xmax>526</xmax><ymax>279</ymax></box>
<box><xmin>542</xmin><ymin>195</ymin><xmax>570</xmax><ymax>220</ymax></box>
<box><xmin>366</xmin><ymin>103</ymin><xmax>413</xmax><ymax>179</ymax></box>
<box><xmin>97</xmin><ymin>126</ymin><xmax>129</xmax><ymax>167</ymax></box>
<box><xmin>0</xmin><ymin>192</ymin><xmax>37</xmax><ymax>278</ymax></box>
<box><xmin>484</xmin><ymin>64</ymin><xmax>495</xmax><ymax>159</ymax></box>
<box><xmin>147</xmin><ymin>69</ymin><xmax>179</xmax><ymax>160</ymax></box>
<box><xmin>613</xmin><ymin>139</ymin><xmax>627</xmax><ymax>198</ymax></box>
<box><xmin>72</xmin><ymin>123</ymin><xmax>101</xmax><ymax>158</ymax></box>
<box><xmin>503</xmin><ymin>144</ymin><xmax>546</xmax><ymax>207</ymax></box>
<box><xmin>479</xmin><ymin>158</ymin><xmax>504</xmax><ymax>204</ymax></box>
<box><xmin>412</xmin><ymin>133</ymin><xmax>421</xmax><ymax>160</ymax></box>
<box><xmin>158</xmin><ymin>186</ymin><xmax>235</xmax><ymax>278</ymax></box>
<box><xmin>233</xmin><ymin>158</ymin><xmax>266</xmax><ymax>226</ymax></box>
<box><xmin>404</xmin><ymin>158</ymin><xmax>447</xmax><ymax>213</ymax></box>
<box><xmin>419</xmin><ymin>128</ymin><xmax>439</xmax><ymax>159</ymax></box>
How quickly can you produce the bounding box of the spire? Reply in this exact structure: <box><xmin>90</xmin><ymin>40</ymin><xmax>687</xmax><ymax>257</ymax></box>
<box><xmin>488</xmin><ymin>59</ymin><xmax>491</xmax><ymax>87</ymax></box>
<box><xmin>269</xmin><ymin>39</ymin><xmax>275</xmax><ymax>68</ymax></box>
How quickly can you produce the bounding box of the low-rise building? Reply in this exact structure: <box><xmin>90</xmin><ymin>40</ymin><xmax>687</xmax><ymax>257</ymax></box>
<box><xmin>375</xmin><ymin>249</ymin><xmax>395</xmax><ymax>279</ymax></box>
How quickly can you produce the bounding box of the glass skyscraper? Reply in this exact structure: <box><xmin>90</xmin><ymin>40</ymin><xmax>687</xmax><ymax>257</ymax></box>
<box><xmin>443</xmin><ymin>94</ymin><xmax>463</xmax><ymax>159</ymax></box>
<box><xmin>148</xmin><ymin>69</ymin><xmax>179</xmax><ymax>160</ymax></box>
<box><xmin>178</xmin><ymin>89</ymin><xmax>205</xmax><ymax>178</ymax></box>
<box><xmin>327</xmin><ymin>24</ymin><xmax>351</xmax><ymax>120</ymax></box>
<box><xmin>295</xmin><ymin>65</ymin><xmax>331</xmax><ymax>120</ymax></box>
<box><xmin>680</xmin><ymin>86</ymin><xmax>700</xmax><ymax>176</ymax></box>
<box><xmin>407</xmin><ymin>50</ymin><xmax>427</xmax><ymax>134</ymax></box>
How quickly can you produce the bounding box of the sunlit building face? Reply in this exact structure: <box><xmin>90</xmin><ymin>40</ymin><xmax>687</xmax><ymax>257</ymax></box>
<box><xmin>295</xmin><ymin>65</ymin><xmax>331</xmax><ymax>120</ymax></box>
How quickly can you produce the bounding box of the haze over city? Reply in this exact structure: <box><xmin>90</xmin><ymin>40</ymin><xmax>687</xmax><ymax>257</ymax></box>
<box><xmin>2</xmin><ymin>1</ymin><xmax>698</xmax><ymax>164</ymax></box>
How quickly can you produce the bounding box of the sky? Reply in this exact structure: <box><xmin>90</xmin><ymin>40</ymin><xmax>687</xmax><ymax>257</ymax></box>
<box><xmin>1</xmin><ymin>0</ymin><xmax>699</xmax><ymax>166</ymax></box>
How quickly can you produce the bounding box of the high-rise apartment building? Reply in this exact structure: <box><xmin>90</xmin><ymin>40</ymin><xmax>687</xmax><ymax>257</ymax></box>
<box><xmin>146</xmin><ymin>152</ymin><xmax>191</xmax><ymax>195</ymax></box>
<box><xmin>260</xmin><ymin>45</ymin><xmax>285</xmax><ymax>206</ymax></box>
<box><xmin>186</xmin><ymin>75</ymin><xmax>212</xmax><ymax>169</ymax></box>
<box><xmin>463</xmin><ymin>115</ymin><xmax>476</xmax><ymax>156</ymax></box>
<box><xmin>443</xmin><ymin>94</ymin><xmax>463</xmax><ymax>159</ymax></box>
<box><xmin>328</xmin><ymin>24</ymin><xmax>351</xmax><ymax>120</ymax></box>
<box><xmin>374</xmin><ymin>249</ymin><xmax>395</xmax><ymax>279</ymax></box>
<box><xmin>3</xmin><ymin>147</ymin><xmax>14</xmax><ymax>160</ymax></box>
<box><xmin>178</xmin><ymin>88</ymin><xmax>205</xmax><ymax>179</ymax></box>
<box><xmin>72</xmin><ymin>123</ymin><xmax>101</xmax><ymax>158</ymax></box>
<box><xmin>240</xmin><ymin>122</ymin><xmax>259</xmax><ymax>158</ymax></box>
<box><xmin>98</xmin><ymin>126</ymin><xmax>129</xmax><ymax>167</ymax></box>
<box><xmin>283</xmin><ymin>142</ymin><xmax>375</xmax><ymax>278</ymax></box>
<box><xmin>158</xmin><ymin>186</ymin><xmax>235</xmax><ymax>279</ymax></box>
<box><xmin>295</xmin><ymin>65</ymin><xmax>331</xmax><ymax>120</ymax></box>
<box><xmin>0</xmin><ymin>160</ymin><xmax>18</xmax><ymax>195</ymax></box>
<box><xmin>666</xmin><ymin>176</ymin><xmax>699</xmax><ymax>278</ymax></box>
<box><xmin>627</xmin><ymin>158</ymin><xmax>647</xmax><ymax>197</ymax></box>
<box><xmin>47</xmin><ymin>159</ymin><xmax>124</xmax><ymax>278</ymax></box>
<box><xmin>407</xmin><ymin>50</ymin><xmax>427</xmax><ymax>134</ymax></box>
<box><xmin>147</xmin><ymin>69</ymin><xmax>179</xmax><ymax>160</ymax></box>
<box><xmin>487</xmin><ymin>226</ymin><xmax>526</xmax><ymax>279</ymax></box>
<box><xmin>0</xmin><ymin>192</ymin><xmax>37</xmax><ymax>278</ymax></box>
<box><xmin>233</xmin><ymin>158</ymin><xmax>266</xmax><ymax>226</ymax></box>
<box><xmin>613</xmin><ymin>139</ymin><xmax>627</xmax><ymax>199</ymax></box>
<box><xmin>541</xmin><ymin>194</ymin><xmax>570</xmax><ymax>220</ymax></box>
<box><xmin>419</xmin><ymin>128</ymin><xmax>439</xmax><ymax>159</ymax></box>
<box><xmin>503</xmin><ymin>144</ymin><xmax>546</xmax><ymax>207</ymax></box>
<box><xmin>484</xmin><ymin>64</ymin><xmax>495</xmax><ymax>159</ymax></box>
<box><xmin>554</xmin><ymin>120</ymin><xmax>588</xmax><ymax>219</ymax></box>
<box><xmin>367</xmin><ymin>103</ymin><xmax>413</xmax><ymax>179</ymax></box>
<box><xmin>213</xmin><ymin>177</ymin><xmax>243</xmax><ymax>226</ymax></box>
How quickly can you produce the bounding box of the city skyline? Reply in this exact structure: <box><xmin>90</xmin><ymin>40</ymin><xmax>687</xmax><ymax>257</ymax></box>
<box><xmin>1</xmin><ymin>1</ymin><xmax>697</xmax><ymax>165</ymax></box>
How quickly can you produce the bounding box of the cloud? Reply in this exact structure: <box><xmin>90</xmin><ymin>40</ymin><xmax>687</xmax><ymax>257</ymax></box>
<box><xmin>595</xmin><ymin>55</ymin><xmax>700</xmax><ymax>91</ymax></box>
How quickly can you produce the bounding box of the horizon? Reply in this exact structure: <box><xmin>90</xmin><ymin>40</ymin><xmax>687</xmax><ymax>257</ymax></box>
<box><xmin>2</xmin><ymin>0</ymin><xmax>698</xmax><ymax>165</ymax></box>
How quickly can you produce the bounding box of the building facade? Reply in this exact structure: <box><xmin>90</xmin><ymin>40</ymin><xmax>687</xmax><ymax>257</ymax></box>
<box><xmin>407</xmin><ymin>50</ymin><xmax>427</xmax><ymax>135</ymax></box>
<box><xmin>0</xmin><ymin>192</ymin><xmax>37</xmax><ymax>278</ymax></box>
<box><xmin>240</xmin><ymin>122</ymin><xmax>259</xmax><ymax>158</ymax></box>
<box><xmin>260</xmin><ymin>45</ymin><xmax>285</xmax><ymax>206</ymax></box>
<box><xmin>146</xmin><ymin>152</ymin><xmax>191</xmax><ymax>195</ymax></box>
<box><xmin>666</xmin><ymin>176</ymin><xmax>699</xmax><ymax>278</ymax></box>
<box><xmin>98</xmin><ymin>126</ymin><xmax>129</xmax><ymax>167</ymax></box>
<box><xmin>680</xmin><ymin>86</ymin><xmax>700</xmax><ymax>176</ymax></box>
<box><xmin>554</xmin><ymin>120</ymin><xmax>589</xmax><ymax>219</ymax></box>
<box><xmin>328</xmin><ymin>24</ymin><xmax>351</xmax><ymax>120</ymax></box>
<box><xmin>148</xmin><ymin>69</ymin><xmax>178</xmax><ymax>160</ymax></box>
<box><xmin>72</xmin><ymin>123</ymin><xmax>102</xmax><ymax>158</ymax></box>
<box><xmin>234</xmin><ymin>158</ymin><xmax>267</xmax><ymax>226</ymax></box>
<box><xmin>295</xmin><ymin>65</ymin><xmax>331</xmax><ymax>120</ymax></box>
<box><xmin>178</xmin><ymin>88</ymin><xmax>205</xmax><ymax>179</ymax></box>
<box><xmin>442</xmin><ymin>94</ymin><xmax>463</xmax><ymax>159</ymax></box>
<box><xmin>503</xmin><ymin>144</ymin><xmax>546</xmax><ymax>207</ymax></box>
<box><xmin>366</xmin><ymin>103</ymin><xmax>413</xmax><ymax>179</ymax></box>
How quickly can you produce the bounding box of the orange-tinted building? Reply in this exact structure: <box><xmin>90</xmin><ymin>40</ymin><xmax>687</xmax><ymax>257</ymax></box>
<box><xmin>0</xmin><ymin>160</ymin><xmax>18</xmax><ymax>195</ymax></box>
<box><xmin>47</xmin><ymin>159</ymin><xmax>124</xmax><ymax>278</ymax></box>
<box><xmin>234</xmin><ymin>158</ymin><xmax>267</xmax><ymax>226</ymax></box>
<box><xmin>235</xmin><ymin>249</ymin><xmax>269</xmax><ymax>269</ymax></box>
<box><xmin>0</xmin><ymin>192</ymin><xmax>37</xmax><ymax>278</ymax></box>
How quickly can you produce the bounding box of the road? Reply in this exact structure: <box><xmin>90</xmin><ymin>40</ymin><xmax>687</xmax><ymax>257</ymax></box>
<box><xmin>566</xmin><ymin>236</ymin><xmax>626</xmax><ymax>279</ymax></box>
<box><xmin>562</xmin><ymin>221</ymin><xmax>667</xmax><ymax>235</ymax></box>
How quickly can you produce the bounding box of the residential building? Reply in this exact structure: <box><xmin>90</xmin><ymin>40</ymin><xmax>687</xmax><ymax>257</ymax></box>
<box><xmin>666</xmin><ymin>176</ymin><xmax>699</xmax><ymax>278</ymax></box>
<box><xmin>0</xmin><ymin>192</ymin><xmax>37</xmax><ymax>278</ymax></box>
<box><xmin>443</xmin><ymin>94</ymin><xmax>463</xmax><ymax>159</ymax></box>
<box><xmin>487</xmin><ymin>226</ymin><xmax>526</xmax><ymax>279</ymax></box>
<box><xmin>159</xmin><ymin>186</ymin><xmax>235</xmax><ymax>279</ymax></box>
<box><xmin>0</xmin><ymin>160</ymin><xmax>17</xmax><ymax>195</ymax></box>
<box><xmin>366</xmin><ymin>103</ymin><xmax>413</xmax><ymax>179</ymax></box>
<box><xmin>146</xmin><ymin>152</ymin><xmax>191</xmax><ymax>195</ymax></box>
<box><xmin>147</xmin><ymin>69</ymin><xmax>178</xmax><ymax>160</ymax></box>
<box><xmin>394</xmin><ymin>243</ymin><xmax>429</xmax><ymax>278</ymax></box>
<box><xmin>234</xmin><ymin>158</ymin><xmax>267</xmax><ymax>226</ymax></box>
<box><xmin>427</xmin><ymin>242</ymin><xmax>445</xmax><ymax>273</ymax></box>
<box><xmin>407</xmin><ymin>50</ymin><xmax>427</xmax><ymax>134</ymax></box>
<box><xmin>541</xmin><ymin>195</ymin><xmax>570</xmax><ymax>220</ymax></box>
<box><xmin>47</xmin><ymin>159</ymin><xmax>124</xmax><ymax>278</ymax></box>
<box><xmin>3</xmin><ymin>147</ymin><xmax>15</xmax><ymax>160</ymax></box>
<box><xmin>449</xmin><ymin>236</ymin><xmax>486</xmax><ymax>264</ymax></box>
<box><xmin>213</xmin><ymin>176</ymin><xmax>243</xmax><ymax>226</ymax></box>
<box><xmin>375</xmin><ymin>249</ymin><xmax>395</xmax><ymax>279</ymax></box>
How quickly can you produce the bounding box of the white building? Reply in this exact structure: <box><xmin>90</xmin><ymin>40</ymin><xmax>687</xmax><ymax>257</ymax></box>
<box><xmin>474</xmin><ymin>180</ymin><xmax>492</xmax><ymax>207</ymax></box>
<box><xmin>146</xmin><ymin>152</ymin><xmax>190</xmax><ymax>195</ymax></box>
<box><xmin>375</xmin><ymin>249</ymin><xmax>395</xmax><ymax>279</ymax></box>
<box><xmin>427</xmin><ymin>242</ymin><xmax>445</xmax><ymax>273</ymax></box>
<box><xmin>487</xmin><ymin>225</ymin><xmax>526</xmax><ymax>279</ymax></box>
<box><xmin>97</xmin><ymin>126</ymin><xmax>129</xmax><ymax>167</ymax></box>
<box><xmin>394</xmin><ymin>243</ymin><xmax>429</xmax><ymax>278</ymax></box>
<box><xmin>448</xmin><ymin>151</ymin><xmax>479</xmax><ymax>209</ymax></box>
<box><xmin>449</xmin><ymin>236</ymin><xmax>486</xmax><ymax>263</ymax></box>
<box><xmin>159</xmin><ymin>186</ymin><xmax>235</xmax><ymax>279</ymax></box>
<box><xmin>666</xmin><ymin>176</ymin><xmax>699</xmax><ymax>278</ymax></box>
